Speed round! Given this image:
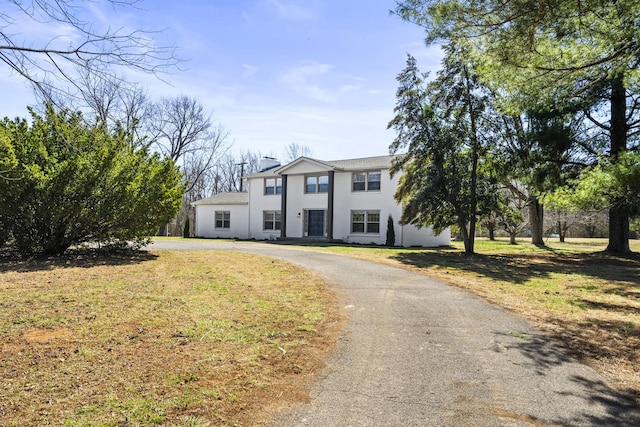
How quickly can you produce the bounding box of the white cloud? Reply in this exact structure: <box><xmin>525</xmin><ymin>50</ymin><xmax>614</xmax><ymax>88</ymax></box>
<box><xmin>242</xmin><ymin>64</ymin><xmax>259</xmax><ymax>78</ymax></box>
<box><xmin>281</xmin><ymin>62</ymin><xmax>338</xmax><ymax>103</ymax></box>
<box><xmin>267</xmin><ymin>0</ymin><xmax>318</xmax><ymax>21</ymax></box>
<box><xmin>215</xmin><ymin>101</ymin><xmax>396</xmax><ymax>161</ymax></box>
<box><xmin>280</xmin><ymin>63</ymin><xmax>364</xmax><ymax>103</ymax></box>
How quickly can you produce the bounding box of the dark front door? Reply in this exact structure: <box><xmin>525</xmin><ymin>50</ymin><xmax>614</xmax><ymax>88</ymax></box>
<box><xmin>307</xmin><ymin>210</ymin><xmax>325</xmax><ymax>237</ymax></box>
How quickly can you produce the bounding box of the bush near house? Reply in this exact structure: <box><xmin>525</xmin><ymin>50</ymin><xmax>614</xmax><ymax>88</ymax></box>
<box><xmin>0</xmin><ymin>107</ymin><xmax>184</xmax><ymax>255</ymax></box>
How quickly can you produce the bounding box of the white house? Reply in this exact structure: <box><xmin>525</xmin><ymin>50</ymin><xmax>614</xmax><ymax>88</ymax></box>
<box><xmin>192</xmin><ymin>155</ymin><xmax>450</xmax><ymax>247</ymax></box>
<box><xmin>192</xmin><ymin>192</ymin><xmax>250</xmax><ymax>239</ymax></box>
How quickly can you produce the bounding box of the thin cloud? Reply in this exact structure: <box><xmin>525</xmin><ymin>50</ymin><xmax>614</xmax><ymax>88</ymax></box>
<box><xmin>242</xmin><ymin>64</ymin><xmax>259</xmax><ymax>78</ymax></box>
<box><xmin>280</xmin><ymin>63</ymin><xmax>364</xmax><ymax>103</ymax></box>
<box><xmin>267</xmin><ymin>0</ymin><xmax>318</xmax><ymax>21</ymax></box>
<box><xmin>281</xmin><ymin>62</ymin><xmax>338</xmax><ymax>103</ymax></box>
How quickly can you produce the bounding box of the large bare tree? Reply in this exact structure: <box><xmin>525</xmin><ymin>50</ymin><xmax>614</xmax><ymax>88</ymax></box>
<box><xmin>148</xmin><ymin>95</ymin><xmax>231</xmax><ymax>235</ymax></box>
<box><xmin>0</xmin><ymin>0</ymin><xmax>179</xmax><ymax>103</ymax></box>
<box><xmin>149</xmin><ymin>95</ymin><xmax>230</xmax><ymax>192</ymax></box>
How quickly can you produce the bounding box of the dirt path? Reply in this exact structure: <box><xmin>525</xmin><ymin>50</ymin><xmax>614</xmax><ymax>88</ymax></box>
<box><xmin>149</xmin><ymin>240</ymin><xmax>639</xmax><ymax>426</ymax></box>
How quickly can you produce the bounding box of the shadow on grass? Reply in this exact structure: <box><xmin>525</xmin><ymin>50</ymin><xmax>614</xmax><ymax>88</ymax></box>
<box><xmin>564</xmin><ymin>376</ymin><xmax>640</xmax><ymax>427</ymax></box>
<box><xmin>495</xmin><ymin>330</ymin><xmax>640</xmax><ymax>426</ymax></box>
<box><xmin>0</xmin><ymin>248</ymin><xmax>158</xmax><ymax>272</ymax></box>
<box><xmin>390</xmin><ymin>249</ymin><xmax>639</xmax><ymax>288</ymax></box>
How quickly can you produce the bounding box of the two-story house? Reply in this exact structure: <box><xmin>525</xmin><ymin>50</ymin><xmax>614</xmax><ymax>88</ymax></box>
<box><xmin>192</xmin><ymin>155</ymin><xmax>449</xmax><ymax>247</ymax></box>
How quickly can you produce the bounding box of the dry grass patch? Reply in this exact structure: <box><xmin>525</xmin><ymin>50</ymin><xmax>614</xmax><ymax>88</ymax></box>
<box><xmin>0</xmin><ymin>250</ymin><xmax>342</xmax><ymax>426</ymax></box>
<box><xmin>298</xmin><ymin>238</ymin><xmax>640</xmax><ymax>397</ymax></box>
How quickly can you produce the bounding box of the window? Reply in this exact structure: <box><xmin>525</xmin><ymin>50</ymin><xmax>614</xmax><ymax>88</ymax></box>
<box><xmin>305</xmin><ymin>176</ymin><xmax>316</xmax><ymax>193</ymax></box>
<box><xmin>351</xmin><ymin>210</ymin><xmax>380</xmax><ymax>234</ymax></box>
<box><xmin>352</xmin><ymin>173</ymin><xmax>366</xmax><ymax>191</ymax></box>
<box><xmin>367</xmin><ymin>172</ymin><xmax>381</xmax><ymax>191</ymax></box>
<box><xmin>318</xmin><ymin>175</ymin><xmax>329</xmax><ymax>192</ymax></box>
<box><xmin>215</xmin><ymin>211</ymin><xmax>230</xmax><ymax>229</ymax></box>
<box><xmin>265</xmin><ymin>178</ymin><xmax>282</xmax><ymax>195</ymax></box>
<box><xmin>305</xmin><ymin>174</ymin><xmax>329</xmax><ymax>193</ymax></box>
<box><xmin>263</xmin><ymin>210</ymin><xmax>281</xmax><ymax>230</ymax></box>
<box><xmin>352</xmin><ymin>171</ymin><xmax>381</xmax><ymax>192</ymax></box>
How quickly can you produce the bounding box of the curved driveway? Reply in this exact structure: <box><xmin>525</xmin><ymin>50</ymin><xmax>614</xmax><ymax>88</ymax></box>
<box><xmin>149</xmin><ymin>240</ymin><xmax>639</xmax><ymax>426</ymax></box>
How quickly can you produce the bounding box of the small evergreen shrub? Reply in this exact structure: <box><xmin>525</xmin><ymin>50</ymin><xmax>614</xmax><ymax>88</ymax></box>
<box><xmin>386</xmin><ymin>215</ymin><xmax>396</xmax><ymax>246</ymax></box>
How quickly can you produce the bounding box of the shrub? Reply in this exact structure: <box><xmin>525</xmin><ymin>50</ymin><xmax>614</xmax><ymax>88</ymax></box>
<box><xmin>386</xmin><ymin>215</ymin><xmax>396</xmax><ymax>246</ymax></box>
<box><xmin>0</xmin><ymin>107</ymin><xmax>184</xmax><ymax>255</ymax></box>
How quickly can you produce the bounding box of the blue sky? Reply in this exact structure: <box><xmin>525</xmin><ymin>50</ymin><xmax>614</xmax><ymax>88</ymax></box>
<box><xmin>0</xmin><ymin>0</ymin><xmax>442</xmax><ymax>160</ymax></box>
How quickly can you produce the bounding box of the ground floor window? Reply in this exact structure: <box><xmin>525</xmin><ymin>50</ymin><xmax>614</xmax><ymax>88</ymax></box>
<box><xmin>351</xmin><ymin>210</ymin><xmax>380</xmax><ymax>234</ymax></box>
<box><xmin>263</xmin><ymin>210</ymin><xmax>281</xmax><ymax>230</ymax></box>
<box><xmin>215</xmin><ymin>211</ymin><xmax>230</xmax><ymax>229</ymax></box>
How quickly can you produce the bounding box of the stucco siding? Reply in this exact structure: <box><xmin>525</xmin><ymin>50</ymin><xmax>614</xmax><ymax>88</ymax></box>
<box><xmin>193</xmin><ymin>155</ymin><xmax>451</xmax><ymax>247</ymax></box>
<box><xmin>248</xmin><ymin>177</ymin><xmax>283</xmax><ymax>240</ymax></box>
<box><xmin>331</xmin><ymin>169</ymin><xmax>401</xmax><ymax>245</ymax></box>
<box><xmin>194</xmin><ymin>204</ymin><xmax>249</xmax><ymax>239</ymax></box>
<box><xmin>401</xmin><ymin>225</ymin><xmax>451</xmax><ymax>247</ymax></box>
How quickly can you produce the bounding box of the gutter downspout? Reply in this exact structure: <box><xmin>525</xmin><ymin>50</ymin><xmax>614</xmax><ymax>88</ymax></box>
<box><xmin>327</xmin><ymin>170</ymin><xmax>334</xmax><ymax>240</ymax></box>
<box><xmin>280</xmin><ymin>174</ymin><xmax>288</xmax><ymax>239</ymax></box>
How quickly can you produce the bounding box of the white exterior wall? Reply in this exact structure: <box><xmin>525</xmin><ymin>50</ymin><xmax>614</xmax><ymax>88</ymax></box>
<box><xmin>284</xmin><ymin>174</ymin><xmax>329</xmax><ymax>238</ymax></box>
<box><xmin>331</xmin><ymin>169</ymin><xmax>403</xmax><ymax>245</ymax></box>
<box><xmin>232</xmin><ymin>158</ymin><xmax>451</xmax><ymax>247</ymax></box>
<box><xmin>194</xmin><ymin>204</ymin><xmax>249</xmax><ymax>239</ymax></box>
<box><xmin>400</xmin><ymin>225</ymin><xmax>451</xmax><ymax>247</ymax></box>
<box><xmin>247</xmin><ymin>177</ymin><xmax>283</xmax><ymax>240</ymax></box>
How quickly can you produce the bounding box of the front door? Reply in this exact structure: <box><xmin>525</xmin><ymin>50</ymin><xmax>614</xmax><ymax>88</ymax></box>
<box><xmin>307</xmin><ymin>210</ymin><xmax>325</xmax><ymax>237</ymax></box>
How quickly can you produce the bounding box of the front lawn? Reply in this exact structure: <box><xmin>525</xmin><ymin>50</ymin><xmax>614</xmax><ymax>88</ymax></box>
<box><xmin>0</xmin><ymin>250</ymin><xmax>340</xmax><ymax>426</ymax></box>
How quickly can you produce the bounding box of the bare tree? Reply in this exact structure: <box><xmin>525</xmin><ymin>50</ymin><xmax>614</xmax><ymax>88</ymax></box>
<box><xmin>211</xmin><ymin>151</ymin><xmax>261</xmax><ymax>194</ymax></box>
<box><xmin>148</xmin><ymin>95</ymin><xmax>230</xmax><ymax>235</ymax></box>
<box><xmin>0</xmin><ymin>0</ymin><xmax>179</xmax><ymax>104</ymax></box>
<box><xmin>283</xmin><ymin>142</ymin><xmax>313</xmax><ymax>163</ymax></box>
<box><xmin>576</xmin><ymin>211</ymin><xmax>607</xmax><ymax>238</ymax></box>
<box><xmin>150</xmin><ymin>96</ymin><xmax>223</xmax><ymax>161</ymax></box>
<box><xmin>35</xmin><ymin>66</ymin><xmax>154</xmax><ymax>150</ymax></box>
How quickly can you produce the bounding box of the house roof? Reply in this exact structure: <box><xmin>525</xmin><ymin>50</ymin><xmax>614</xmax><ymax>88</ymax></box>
<box><xmin>324</xmin><ymin>155</ymin><xmax>399</xmax><ymax>171</ymax></box>
<box><xmin>246</xmin><ymin>154</ymin><xmax>399</xmax><ymax>178</ymax></box>
<box><xmin>191</xmin><ymin>192</ymin><xmax>249</xmax><ymax>206</ymax></box>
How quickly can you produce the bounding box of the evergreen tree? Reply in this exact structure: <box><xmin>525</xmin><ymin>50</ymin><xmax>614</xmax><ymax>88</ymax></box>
<box><xmin>0</xmin><ymin>107</ymin><xmax>184</xmax><ymax>255</ymax></box>
<box><xmin>395</xmin><ymin>0</ymin><xmax>640</xmax><ymax>253</ymax></box>
<box><xmin>389</xmin><ymin>48</ymin><xmax>499</xmax><ymax>254</ymax></box>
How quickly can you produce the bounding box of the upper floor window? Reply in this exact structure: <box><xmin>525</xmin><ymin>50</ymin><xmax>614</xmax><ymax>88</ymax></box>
<box><xmin>352</xmin><ymin>171</ymin><xmax>381</xmax><ymax>192</ymax></box>
<box><xmin>215</xmin><ymin>211</ymin><xmax>230</xmax><ymax>229</ymax></box>
<box><xmin>265</xmin><ymin>177</ymin><xmax>282</xmax><ymax>195</ymax></box>
<box><xmin>305</xmin><ymin>174</ymin><xmax>329</xmax><ymax>193</ymax></box>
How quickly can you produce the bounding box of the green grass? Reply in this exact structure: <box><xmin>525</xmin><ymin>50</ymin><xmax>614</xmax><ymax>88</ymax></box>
<box><xmin>0</xmin><ymin>250</ymin><xmax>339</xmax><ymax>426</ymax></box>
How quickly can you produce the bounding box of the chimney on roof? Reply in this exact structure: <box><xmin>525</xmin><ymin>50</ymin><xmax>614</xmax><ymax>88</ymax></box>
<box><xmin>259</xmin><ymin>157</ymin><xmax>280</xmax><ymax>172</ymax></box>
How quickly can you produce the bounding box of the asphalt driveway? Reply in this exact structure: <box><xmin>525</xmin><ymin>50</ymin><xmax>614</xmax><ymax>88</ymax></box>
<box><xmin>149</xmin><ymin>239</ymin><xmax>639</xmax><ymax>426</ymax></box>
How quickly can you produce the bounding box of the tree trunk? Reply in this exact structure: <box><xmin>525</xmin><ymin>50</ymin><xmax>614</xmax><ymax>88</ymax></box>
<box><xmin>487</xmin><ymin>225</ymin><xmax>495</xmax><ymax>240</ymax></box>
<box><xmin>606</xmin><ymin>75</ymin><xmax>630</xmax><ymax>254</ymax></box>
<box><xmin>528</xmin><ymin>196</ymin><xmax>544</xmax><ymax>246</ymax></box>
<box><xmin>463</xmin><ymin>64</ymin><xmax>478</xmax><ymax>256</ymax></box>
<box><xmin>509</xmin><ymin>232</ymin><xmax>517</xmax><ymax>245</ymax></box>
<box><xmin>558</xmin><ymin>220</ymin><xmax>566</xmax><ymax>243</ymax></box>
<box><xmin>607</xmin><ymin>204</ymin><xmax>630</xmax><ymax>254</ymax></box>
<box><xmin>459</xmin><ymin>221</ymin><xmax>473</xmax><ymax>254</ymax></box>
